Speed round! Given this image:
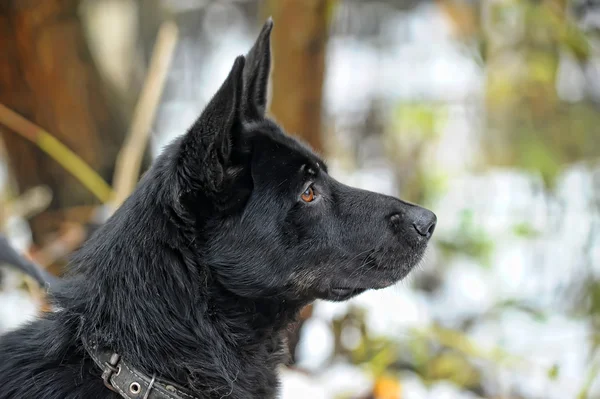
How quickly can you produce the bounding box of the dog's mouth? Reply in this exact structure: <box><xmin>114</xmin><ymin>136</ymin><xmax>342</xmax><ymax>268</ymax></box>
<box><xmin>328</xmin><ymin>287</ymin><xmax>367</xmax><ymax>300</ymax></box>
<box><xmin>312</xmin><ymin>246</ymin><xmax>428</xmax><ymax>302</ymax></box>
<box><xmin>327</xmin><ymin>279</ymin><xmax>396</xmax><ymax>301</ymax></box>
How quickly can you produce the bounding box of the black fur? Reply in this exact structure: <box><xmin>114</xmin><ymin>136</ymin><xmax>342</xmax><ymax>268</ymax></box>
<box><xmin>0</xmin><ymin>20</ymin><xmax>436</xmax><ymax>399</ymax></box>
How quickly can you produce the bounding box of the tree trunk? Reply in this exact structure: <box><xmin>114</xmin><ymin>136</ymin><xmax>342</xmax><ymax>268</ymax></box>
<box><xmin>263</xmin><ymin>0</ymin><xmax>331</xmax><ymax>364</ymax></box>
<box><xmin>267</xmin><ymin>0</ymin><xmax>329</xmax><ymax>153</ymax></box>
<box><xmin>0</xmin><ymin>0</ymin><xmax>130</xmax><ymax>246</ymax></box>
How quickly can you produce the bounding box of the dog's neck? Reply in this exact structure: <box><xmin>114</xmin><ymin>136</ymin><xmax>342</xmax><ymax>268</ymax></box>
<box><xmin>57</xmin><ymin>184</ymin><xmax>307</xmax><ymax>397</ymax></box>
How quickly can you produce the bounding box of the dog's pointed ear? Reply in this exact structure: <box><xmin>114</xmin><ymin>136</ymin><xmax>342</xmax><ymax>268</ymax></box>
<box><xmin>178</xmin><ymin>56</ymin><xmax>245</xmax><ymax>194</ymax></box>
<box><xmin>243</xmin><ymin>18</ymin><xmax>273</xmax><ymax>120</ymax></box>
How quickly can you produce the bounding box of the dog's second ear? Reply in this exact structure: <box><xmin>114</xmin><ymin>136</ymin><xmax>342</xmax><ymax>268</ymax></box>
<box><xmin>178</xmin><ymin>56</ymin><xmax>245</xmax><ymax>194</ymax></box>
<box><xmin>243</xmin><ymin>18</ymin><xmax>273</xmax><ymax>120</ymax></box>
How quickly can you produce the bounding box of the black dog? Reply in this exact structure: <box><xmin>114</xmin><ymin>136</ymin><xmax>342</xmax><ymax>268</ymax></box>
<box><xmin>0</xmin><ymin>20</ymin><xmax>436</xmax><ymax>399</ymax></box>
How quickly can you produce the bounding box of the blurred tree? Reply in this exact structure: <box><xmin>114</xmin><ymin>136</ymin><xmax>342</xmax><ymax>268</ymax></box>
<box><xmin>438</xmin><ymin>0</ymin><xmax>600</xmax><ymax>186</ymax></box>
<box><xmin>266</xmin><ymin>0</ymin><xmax>332</xmax><ymax>152</ymax></box>
<box><xmin>0</xmin><ymin>1</ymin><xmax>146</xmax><ymax>250</ymax></box>
<box><xmin>482</xmin><ymin>0</ymin><xmax>600</xmax><ymax>186</ymax></box>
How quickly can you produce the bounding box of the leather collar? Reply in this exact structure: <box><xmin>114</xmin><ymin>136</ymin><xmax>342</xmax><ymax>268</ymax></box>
<box><xmin>82</xmin><ymin>339</ymin><xmax>198</xmax><ymax>399</ymax></box>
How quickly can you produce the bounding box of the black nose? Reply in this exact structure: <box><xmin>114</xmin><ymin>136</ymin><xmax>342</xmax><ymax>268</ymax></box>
<box><xmin>390</xmin><ymin>205</ymin><xmax>437</xmax><ymax>240</ymax></box>
<box><xmin>412</xmin><ymin>209</ymin><xmax>437</xmax><ymax>238</ymax></box>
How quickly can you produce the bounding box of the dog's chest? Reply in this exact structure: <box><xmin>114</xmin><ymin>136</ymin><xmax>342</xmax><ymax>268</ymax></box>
<box><xmin>219</xmin><ymin>338</ymin><xmax>286</xmax><ymax>398</ymax></box>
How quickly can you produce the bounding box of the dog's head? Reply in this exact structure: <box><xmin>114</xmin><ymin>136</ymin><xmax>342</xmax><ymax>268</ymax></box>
<box><xmin>163</xmin><ymin>20</ymin><xmax>436</xmax><ymax>302</ymax></box>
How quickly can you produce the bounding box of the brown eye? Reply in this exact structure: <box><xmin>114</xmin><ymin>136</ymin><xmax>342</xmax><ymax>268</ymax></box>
<box><xmin>301</xmin><ymin>186</ymin><xmax>315</xmax><ymax>202</ymax></box>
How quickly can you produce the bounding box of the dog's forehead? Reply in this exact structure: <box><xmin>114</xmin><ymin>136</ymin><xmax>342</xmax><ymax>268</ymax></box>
<box><xmin>245</xmin><ymin>119</ymin><xmax>327</xmax><ymax>172</ymax></box>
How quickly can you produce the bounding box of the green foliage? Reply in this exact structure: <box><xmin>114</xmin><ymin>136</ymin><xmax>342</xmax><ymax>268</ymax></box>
<box><xmin>582</xmin><ymin>279</ymin><xmax>600</xmax><ymax>329</ymax></box>
<box><xmin>496</xmin><ymin>299</ymin><xmax>548</xmax><ymax>323</ymax></box>
<box><xmin>436</xmin><ymin>209</ymin><xmax>495</xmax><ymax>266</ymax></box>
<box><xmin>482</xmin><ymin>0</ymin><xmax>599</xmax><ymax>187</ymax></box>
<box><xmin>391</xmin><ymin>102</ymin><xmax>446</xmax><ymax>141</ymax></box>
<box><xmin>512</xmin><ymin>222</ymin><xmax>541</xmax><ymax>238</ymax></box>
<box><xmin>548</xmin><ymin>364</ymin><xmax>560</xmax><ymax>381</ymax></box>
<box><xmin>387</xmin><ymin>102</ymin><xmax>448</xmax><ymax>204</ymax></box>
<box><xmin>418</xmin><ymin>170</ymin><xmax>449</xmax><ymax>207</ymax></box>
<box><xmin>424</xmin><ymin>351</ymin><xmax>482</xmax><ymax>390</ymax></box>
<box><xmin>395</xmin><ymin>105</ymin><xmax>434</xmax><ymax>139</ymax></box>
<box><xmin>517</xmin><ymin>133</ymin><xmax>562</xmax><ymax>187</ymax></box>
<box><xmin>577</xmin><ymin>352</ymin><xmax>600</xmax><ymax>399</ymax></box>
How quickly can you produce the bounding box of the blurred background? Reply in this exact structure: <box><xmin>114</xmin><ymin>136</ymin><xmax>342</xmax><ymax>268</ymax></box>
<box><xmin>0</xmin><ymin>0</ymin><xmax>599</xmax><ymax>398</ymax></box>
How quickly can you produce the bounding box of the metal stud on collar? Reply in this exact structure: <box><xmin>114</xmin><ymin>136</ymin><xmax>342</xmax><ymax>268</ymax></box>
<box><xmin>143</xmin><ymin>375</ymin><xmax>157</xmax><ymax>399</ymax></box>
<box><xmin>101</xmin><ymin>353</ymin><xmax>121</xmax><ymax>392</ymax></box>
<box><xmin>129</xmin><ymin>382</ymin><xmax>141</xmax><ymax>395</ymax></box>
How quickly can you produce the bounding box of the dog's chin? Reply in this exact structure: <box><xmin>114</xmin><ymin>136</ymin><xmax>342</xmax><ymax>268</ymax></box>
<box><xmin>324</xmin><ymin>287</ymin><xmax>368</xmax><ymax>301</ymax></box>
<box><xmin>315</xmin><ymin>254</ymin><xmax>426</xmax><ymax>302</ymax></box>
<box><xmin>318</xmin><ymin>279</ymin><xmax>396</xmax><ymax>302</ymax></box>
